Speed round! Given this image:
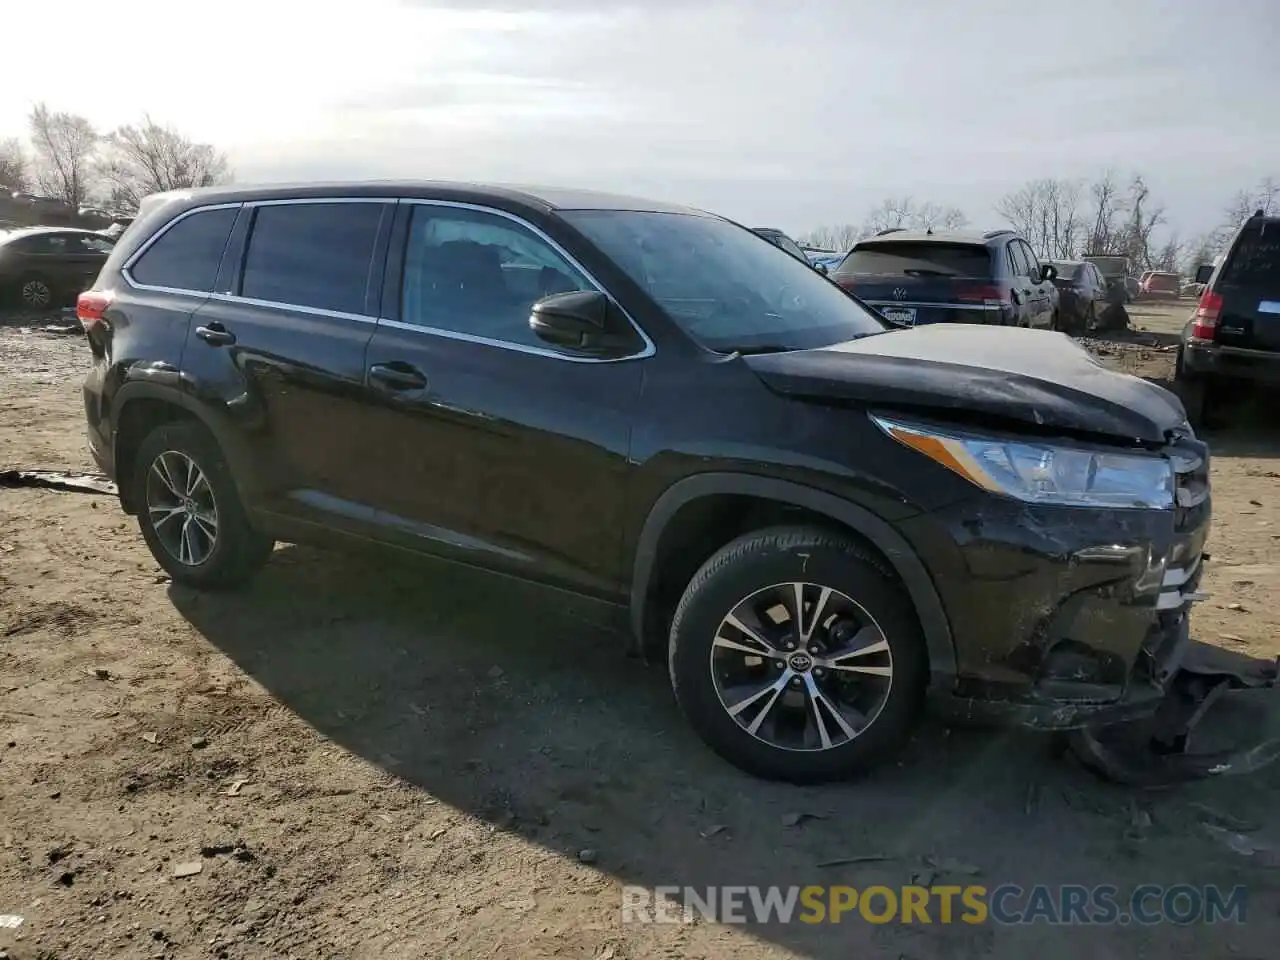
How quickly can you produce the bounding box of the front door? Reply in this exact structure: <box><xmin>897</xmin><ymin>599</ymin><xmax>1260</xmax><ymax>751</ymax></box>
<box><xmin>358</xmin><ymin>201</ymin><xmax>647</xmax><ymax>598</ymax></box>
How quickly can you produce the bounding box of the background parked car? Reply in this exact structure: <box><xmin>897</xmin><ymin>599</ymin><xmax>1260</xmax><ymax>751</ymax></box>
<box><xmin>0</xmin><ymin>227</ymin><xmax>115</xmax><ymax>309</ymax></box>
<box><xmin>751</xmin><ymin>227</ymin><xmax>811</xmax><ymax>264</ymax></box>
<box><xmin>1045</xmin><ymin>259</ymin><xmax>1109</xmax><ymax>334</ymax></box>
<box><xmin>1139</xmin><ymin>270</ymin><xmax>1182</xmax><ymax>299</ymax></box>
<box><xmin>1083</xmin><ymin>254</ymin><xmax>1133</xmax><ymax>303</ymax></box>
<box><xmin>1175</xmin><ymin>208</ymin><xmax>1280</xmax><ymax>427</ymax></box>
<box><xmin>806</xmin><ymin>250</ymin><xmax>845</xmax><ymax>273</ymax></box>
<box><xmin>829</xmin><ymin>228</ymin><xmax>1059</xmax><ymax>328</ymax></box>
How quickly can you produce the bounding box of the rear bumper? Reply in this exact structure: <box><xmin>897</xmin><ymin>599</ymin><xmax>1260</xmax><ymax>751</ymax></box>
<box><xmin>1182</xmin><ymin>339</ymin><xmax>1280</xmax><ymax>385</ymax></box>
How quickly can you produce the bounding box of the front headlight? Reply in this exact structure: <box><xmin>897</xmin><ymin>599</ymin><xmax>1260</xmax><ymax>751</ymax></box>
<box><xmin>873</xmin><ymin>415</ymin><xmax>1174</xmax><ymax>509</ymax></box>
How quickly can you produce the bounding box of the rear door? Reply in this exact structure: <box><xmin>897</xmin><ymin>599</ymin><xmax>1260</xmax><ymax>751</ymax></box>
<box><xmin>1017</xmin><ymin>240</ymin><xmax>1052</xmax><ymax>327</ymax></box>
<box><xmin>1215</xmin><ymin>219</ymin><xmax>1280</xmax><ymax>351</ymax></box>
<box><xmin>178</xmin><ymin>198</ymin><xmax>394</xmax><ymax>532</ymax></box>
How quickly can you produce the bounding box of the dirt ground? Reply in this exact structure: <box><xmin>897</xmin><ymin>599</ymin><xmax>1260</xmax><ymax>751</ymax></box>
<box><xmin>1</xmin><ymin>302</ymin><xmax>1278</xmax><ymax>960</ymax></box>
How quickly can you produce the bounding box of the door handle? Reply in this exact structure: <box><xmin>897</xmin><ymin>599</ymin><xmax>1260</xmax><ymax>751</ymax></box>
<box><xmin>195</xmin><ymin>323</ymin><xmax>236</xmax><ymax>346</ymax></box>
<box><xmin>368</xmin><ymin>362</ymin><xmax>428</xmax><ymax>391</ymax></box>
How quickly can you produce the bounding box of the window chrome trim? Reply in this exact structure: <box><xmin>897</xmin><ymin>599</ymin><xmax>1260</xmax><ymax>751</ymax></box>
<box><xmin>120</xmin><ymin>201</ymin><xmax>243</xmax><ymax>295</ymax></box>
<box><xmin>863</xmin><ymin>300</ymin><xmax>1005</xmax><ymax>312</ymax></box>
<box><xmin>208</xmin><ymin>292</ymin><xmax>377</xmax><ymax>324</ymax></box>
<box><xmin>117</xmin><ymin>194</ymin><xmax>657</xmax><ymax>363</ymax></box>
<box><xmin>396</xmin><ymin>198</ymin><xmax>655</xmax><ymax>362</ymax></box>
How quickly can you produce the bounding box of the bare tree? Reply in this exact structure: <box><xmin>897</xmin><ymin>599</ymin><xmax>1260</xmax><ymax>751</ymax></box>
<box><xmin>994</xmin><ymin>178</ymin><xmax>1082</xmax><ymax>258</ymax></box>
<box><xmin>800</xmin><ymin>223</ymin><xmax>861</xmax><ymax>252</ymax></box>
<box><xmin>1119</xmin><ymin>175</ymin><xmax>1167</xmax><ymax>271</ymax></box>
<box><xmin>98</xmin><ymin>116</ymin><xmax>232</xmax><ymax>209</ymax></box>
<box><xmin>0</xmin><ymin>137</ymin><xmax>28</xmax><ymax>192</ymax></box>
<box><xmin>1083</xmin><ymin>170</ymin><xmax>1125</xmax><ymax>256</ymax></box>
<box><xmin>28</xmin><ymin>103</ymin><xmax>98</xmax><ymax>206</ymax></box>
<box><xmin>1150</xmin><ymin>234</ymin><xmax>1182</xmax><ymax>273</ymax></box>
<box><xmin>859</xmin><ymin>196</ymin><xmax>966</xmax><ymax>237</ymax></box>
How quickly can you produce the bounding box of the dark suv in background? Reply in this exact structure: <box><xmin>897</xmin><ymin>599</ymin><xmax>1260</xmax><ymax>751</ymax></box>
<box><xmin>829</xmin><ymin>229</ymin><xmax>1059</xmax><ymax>328</ymax></box>
<box><xmin>80</xmin><ymin>182</ymin><xmax>1205</xmax><ymax>784</ymax></box>
<box><xmin>1176</xmin><ymin>209</ymin><xmax>1280</xmax><ymax>425</ymax></box>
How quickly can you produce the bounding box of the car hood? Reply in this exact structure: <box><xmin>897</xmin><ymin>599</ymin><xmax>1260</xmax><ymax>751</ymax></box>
<box><xmin>743</xmin><ymin>325</ymin><xmax>1186</xmax><ymax>443</ymax></box>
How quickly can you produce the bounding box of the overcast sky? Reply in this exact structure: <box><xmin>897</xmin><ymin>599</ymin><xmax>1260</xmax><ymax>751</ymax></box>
<box><xmin>2</xmin><ymin>0</ymin><xmax>1276</xmax><ymax>239</ymax></box>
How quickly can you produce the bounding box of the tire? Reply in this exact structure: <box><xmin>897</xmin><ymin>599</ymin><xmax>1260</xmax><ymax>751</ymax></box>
<box><xmin>668</xmin><ymin>526</ymin><xmax>928</xmax><ymax>783</ymax></box>
<box><xmin>133</xmin><ymin>420</ymin><xmax>274</xmax><ymax>589</ymax></box>
<box><xmin>1174</xmin><ymin>355</ymin><xmax>1213</xmax><ymax>430</ymax></box>
<box><xmin>19</xmin><ymin>274</ymin><xmax>53</xmax><ymax>310</ymax></box>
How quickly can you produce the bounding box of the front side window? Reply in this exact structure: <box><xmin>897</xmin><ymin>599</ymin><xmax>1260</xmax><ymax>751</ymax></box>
<box><xmin>129</xmin><ymin>207</ymin><xmax>238</xmax><ymax>292</ymax></box>
<box><xmin>399</xmin><ymin>205</ymin><xmax>591</xmax><ymax>347</ymax></box>
<box><xmin>1009</xmin><ymin>242</ymin><xmax>1033</xmax><ymax>278</ymax></box>
<box><xmin>564</xmin><ymin>209</ymin><xmax>885</xmax><ymax>353</ymax></box>
<box><xmin>241</xmin><ymin>202</ymin><xmax>385</xmax><ymax>315</ymax></box>
<box><xmin>1020</xmin><ymin>241</ymin><xmax>1043</xmax><ymax>278</ymax></box>
<box><xmin>74</xmin><ymin>234</ymin><xmax>115</xmax><ymax>254</ymax></box>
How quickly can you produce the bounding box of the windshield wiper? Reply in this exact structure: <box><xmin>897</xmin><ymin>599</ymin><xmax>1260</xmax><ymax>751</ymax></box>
<box><xmin>902</xmin><ymin>268</ymin><xmax>954</xmax><ymax>277</ymax></box>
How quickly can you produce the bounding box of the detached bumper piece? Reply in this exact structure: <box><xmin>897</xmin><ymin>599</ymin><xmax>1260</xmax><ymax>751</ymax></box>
<box><xmin>1069</xmin><ymin>641</ymin><xmax>1280</xmax><ymax>787</ymax></box>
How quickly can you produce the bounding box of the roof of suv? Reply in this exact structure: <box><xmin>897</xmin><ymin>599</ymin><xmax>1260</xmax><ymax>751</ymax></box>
<box><xmin>141</xmin><ymin>181</ymin><xmax>704</xmax><ymax>216</ymax></box>
<box><xmin>855</xmin><ymin>231</ymin><xmax>1003</xmax><ymax>246</ymax></box>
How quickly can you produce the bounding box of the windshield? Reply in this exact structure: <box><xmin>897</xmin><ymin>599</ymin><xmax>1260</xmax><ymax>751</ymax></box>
<box><xmin>563</xmin><ymin>210</ymin><xmax>886</xmax><ymax>352</ymax></box>
<box><xmin>836</xmin><ymin>242</ymin><xmax>991</xmax><ymax>278</ymax></box>
<box><xmin>1047</xmin><ymin>261</ymin><xmax>1082</xmax><ymax>280</ymax></box>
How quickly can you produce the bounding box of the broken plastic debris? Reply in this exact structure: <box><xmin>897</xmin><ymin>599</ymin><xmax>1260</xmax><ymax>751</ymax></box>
<box><xmin>0</xmin><ymin>470</ymin><xmax>117</xmax><ymax>496</ymax></box>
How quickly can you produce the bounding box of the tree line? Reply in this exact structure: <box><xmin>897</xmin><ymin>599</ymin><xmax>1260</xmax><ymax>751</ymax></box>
<box><xmin>0</xmin><ymin>102</ymin><xmax>232</xmax><ymax>213</ymax></box>
<box><xmin>801</xmin><ymin>172</ymin><xmax>1278</xmax><ymax>276</ymax></box>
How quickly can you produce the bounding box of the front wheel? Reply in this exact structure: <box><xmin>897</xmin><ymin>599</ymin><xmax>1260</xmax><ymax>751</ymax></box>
<box><xmin>668</xmin><ymin>526</ymin><xmax>927</xmax><ymax>783</ymax></box>
<box><xmin>133</xmin><ymin>421</ymin><xmax>274</xmax><ymax>589</ymax></box>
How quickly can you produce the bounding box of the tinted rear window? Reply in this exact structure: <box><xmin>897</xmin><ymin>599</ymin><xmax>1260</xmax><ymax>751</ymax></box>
<box><xmin>836</xmin><ymin>242</ymin><xmax>991</xmax><ymax>278</ymax></box>
<box><xmin>1221</xmin><ymin>225</ymin><xmax>1280</xmax><ymax>286</ymax></box>
<box><xmin>1048</xmin><ymin>261</ymin><xmax>1082</xmax><ymax>280</ymax></box>
<box><xmin>129</xmin><ymin>208</ymin><xmax>238</xmax><ymax>292</ymax></box>
<box><xmin>241</xmin><ymin>202</ymin><xmax>385</xmax><ymax>315</ymax></box>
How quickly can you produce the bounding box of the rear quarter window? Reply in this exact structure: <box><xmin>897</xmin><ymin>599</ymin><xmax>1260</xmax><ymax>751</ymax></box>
<box><xmin>836</xmin><ymin>242</ymin><xmax>992</xmax><ymax>278</ymax></box>
<box><xmin>128</xmin><ymin>207</ymin><xmax>238</xmax><ymax>292</ymax></box>
<box><xmin>1221</xmin><ymin>225</ymin><xmax>1280</xmax><ymax>286</ymax></box>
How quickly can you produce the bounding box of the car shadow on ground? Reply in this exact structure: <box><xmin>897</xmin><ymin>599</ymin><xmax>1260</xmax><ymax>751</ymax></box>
<box><xmin>168</xmin><ymin>544</ymin><xmax>1278</xmax><ymax>958</ymax></box>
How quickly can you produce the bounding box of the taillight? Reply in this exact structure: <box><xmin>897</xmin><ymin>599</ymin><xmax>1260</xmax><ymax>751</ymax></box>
<box><xmin>1191</xmin><ymin>289</ymin><xmax>1222</xmax><ymax>340</ymax></box>
<box><xmin>954</xmin><ymin>283</ymin><xmax>1006</xmax><ymax>306</ymax></box>
<box><xmin>76</xmin><ymin>290</ymin><xmax>112</xmax><ymax>333</ymax></box>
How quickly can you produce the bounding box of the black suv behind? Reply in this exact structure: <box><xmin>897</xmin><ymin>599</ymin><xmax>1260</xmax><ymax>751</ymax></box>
<box><xmin>1176</xmin><ymin>210</ymin><xmax>1280</xmax><ymax>425</ymax></box>
<box><xmin>81</xmin><ymin>182</ymin><xmax>1208</xmax><ymax>783</ymax></box>
<box><xmin>830</xmin><ymin>229</ymin><xmax>1060</xmax><ymax>329</ymax></box>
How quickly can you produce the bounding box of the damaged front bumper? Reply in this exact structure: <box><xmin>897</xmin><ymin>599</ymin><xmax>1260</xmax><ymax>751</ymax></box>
<box><xmin>921</xmin><ymin>429</ymin><xmax>1220</xmax><ymax>731</ymax></box>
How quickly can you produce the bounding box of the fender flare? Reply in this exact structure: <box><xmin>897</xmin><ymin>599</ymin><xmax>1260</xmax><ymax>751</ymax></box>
<box><xmin>111</xmin><ymin>379</ymin><xmax>262</xmax><ymax>511</ymax></box>
<box><xmin>629</xmin><ymin>472</ymin><xmax>957</xmax><ymax>689</ymax></box>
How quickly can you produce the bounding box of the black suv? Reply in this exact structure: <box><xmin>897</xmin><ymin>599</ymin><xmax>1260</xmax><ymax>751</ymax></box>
<box><xmin>80</xmin><ymin>182</ymin><xmax>1208</xmax><ymax>783</ymax></box>
<box><xmin>1176</xmin><ymin>209</ymin><xmax>1280</xmax><ymax>425</ymax></box>
<box><xmin>830</xmin><ymin>229</ymin><xmax>1060</xmax><ymax>329</ymax></box>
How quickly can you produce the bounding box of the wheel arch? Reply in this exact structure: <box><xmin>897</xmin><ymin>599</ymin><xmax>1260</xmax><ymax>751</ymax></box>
<box><xmin>630</xmin><ymin>473</ymin><xmax>957</xmax><ymax>691</ymax></box>
<box><xmin>112</xmin><ymin>381</ymin><xmax>258</xmax><ymax>515</ymax></box>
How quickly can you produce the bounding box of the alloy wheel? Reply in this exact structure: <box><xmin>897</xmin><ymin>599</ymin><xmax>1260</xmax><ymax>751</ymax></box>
<box><xmin>21</xmin><ymin>279</ymin><xmax>51</xmax><ymax>309</ymax></box>
<box><xmin>145</xmin><ymin>450</ymin><xmax>219</xmax><ymax>566</ymax></box>
<box><xmin>710</xmin><ymin>581</ymin><xmax>893</xmax><ymax>752</ymax></box>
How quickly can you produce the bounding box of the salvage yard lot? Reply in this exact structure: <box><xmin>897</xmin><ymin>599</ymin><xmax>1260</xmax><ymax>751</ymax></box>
<box><xmin>1</xmin><ymin>302</ymin><xmax>1278</xmax><ymax>959</ymax></box>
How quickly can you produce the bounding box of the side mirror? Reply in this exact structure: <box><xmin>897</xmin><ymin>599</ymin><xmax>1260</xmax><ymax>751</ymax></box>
<box><xmin>815</xmin><ymin>262</ymin><xmax>828</xmax><ymax>275</ymax></box>
<box><xmin>529</xmin><ymin>290</ymin><xmax>637</xmax><ymax>355</ymax></box>
<box><xmin>1194</xmin><ymin>264</ymin><xmax>1213</xmax><ymax>285</ymax></box>
<box><xmin>1040</xmin><ymin>263</ymin><xmax>1058</xmax><ymax>283</ymax></box>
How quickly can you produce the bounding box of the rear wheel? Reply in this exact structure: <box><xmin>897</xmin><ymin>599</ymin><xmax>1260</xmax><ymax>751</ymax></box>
<box><xmin>1174</xmin><ymin>352</ymin><xmax>1214</xmax><ymax>430</ymax></box>
<box><xmin>133</xmin><ymin>421</ymin><xmax>274</xmax><ymax>588</ymax></box>
<box><xmin>668</xmin><ymin>526</ymin><xmax>927</xmax><ymax>783</ymax></box>
<box><xmin>19</xmin><ymin>274</ymin><xmax>53</xmax><ymax>310</ymax></box>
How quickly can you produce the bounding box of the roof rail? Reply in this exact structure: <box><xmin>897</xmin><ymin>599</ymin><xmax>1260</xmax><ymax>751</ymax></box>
<box><xmin>983</xmin><ymin>229</ymin><xmax>1014</xmax><ymax>239</ymax></box>
<box><xmin>875</xmin><ymin>227</ymin><xmax>906</xmax><ymax>236</ymax></box>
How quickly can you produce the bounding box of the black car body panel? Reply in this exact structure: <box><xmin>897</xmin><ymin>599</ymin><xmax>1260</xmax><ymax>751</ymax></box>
<box><xmin>82</xmin><ymin>180</ymin><xmax>1210</xmax><ymax>744</ymax></box>
<box><xmin>744</xmin><ymin>325</ymin><xmax>1187</xmax><ymax>442</ymax></box>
